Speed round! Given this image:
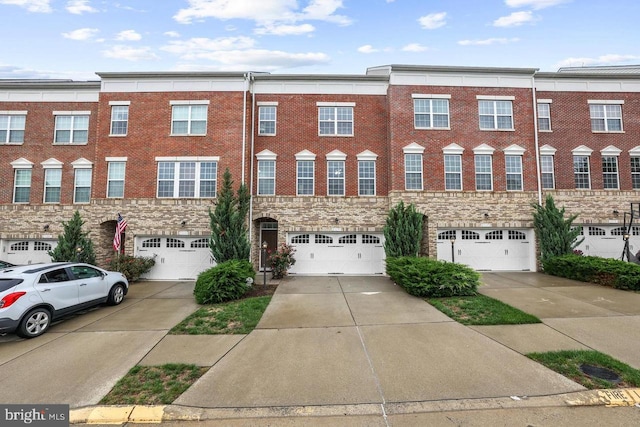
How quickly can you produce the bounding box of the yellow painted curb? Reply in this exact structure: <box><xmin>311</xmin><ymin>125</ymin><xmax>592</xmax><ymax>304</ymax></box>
<box><xmin>129</xmin><ymin>406</ymin><xmax>166</xmax><ymax>423</ymax></box>
<box><xmin>84</xmin><ymin>405</ymin><xmax>134</xmax><ymax>424</ymax></box>
<box><xmin>598</xmin><ymin>388</ymin><xmax>640</xmax><ymax>407</ymax></box>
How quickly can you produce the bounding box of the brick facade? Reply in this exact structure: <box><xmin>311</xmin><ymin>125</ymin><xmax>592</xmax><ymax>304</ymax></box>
<box><xmin>2</xmin><ymin>66</ymin><xmax>640</xmax><ymax>275</ymax></box>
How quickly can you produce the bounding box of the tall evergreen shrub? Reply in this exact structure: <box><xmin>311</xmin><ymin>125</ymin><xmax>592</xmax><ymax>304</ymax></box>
<box><xmin>532</xmin><ymin>194</ymin><xmax>583</xmax><ymax>263</ymax></box>
<box><xmin>48</xmin><ymin>210</ymin><xmax>96</xmax><ymax>264</ymax></box>
<box><xmin>383</xmin><ymin>201</ymin><xmax>423</xmax><ymax>257</ymax></box>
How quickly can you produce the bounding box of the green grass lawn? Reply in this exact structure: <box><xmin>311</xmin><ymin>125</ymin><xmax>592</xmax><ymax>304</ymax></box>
<box><xmin>100</xmin><ymin>364</ymin><xmax>208</xmax><ymax>405</ymax></box>
<box><xmin>169</xmin><ymin>295</ymin><xmax>272</xmax><ymax>335</ymax></box>
<box><xmin>527</xmin><ymin>350</ymin><xmax>640</xmax><ymax>389</ymax></box>
<box><xmin>427</xmin><ymin>294</ymin><xmax>541</xmax><ymax>325</ymax></box>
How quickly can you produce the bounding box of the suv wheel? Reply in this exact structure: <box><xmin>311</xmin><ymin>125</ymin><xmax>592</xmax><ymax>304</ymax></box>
<box><xmin>17</xmin><ymin>308</ymin><xmax>51</xmax><ymax>338</ymax></box>
<box><xmin>107</xmin><ymin>283</ymin><xmax>125</xmax><ymax>306</ymax></box>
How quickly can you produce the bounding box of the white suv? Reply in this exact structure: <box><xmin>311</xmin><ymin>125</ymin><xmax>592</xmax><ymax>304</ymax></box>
<box><xmin>0</xmin><ymin>262</ymin><xmax>129</xmax><ymax>338</ymax></box>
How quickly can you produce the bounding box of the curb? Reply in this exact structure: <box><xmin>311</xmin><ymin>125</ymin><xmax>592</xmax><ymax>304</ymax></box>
<box><xmin>70</xmin><ymin>389</ymin><xmax>640</xmax><ymax>424</ymax></box>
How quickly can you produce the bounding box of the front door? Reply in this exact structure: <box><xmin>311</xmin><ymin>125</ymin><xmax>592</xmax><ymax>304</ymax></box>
<box><xmin>260</xmin><ymin>223</ymin><xmax>278</xmax><ymax>271</ymax></box>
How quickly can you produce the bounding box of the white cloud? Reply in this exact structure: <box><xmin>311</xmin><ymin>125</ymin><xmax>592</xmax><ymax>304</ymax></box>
<box><xmin>0</xmin><ymin>0</ymin><xmax>51</xmax><ymax>13</ymax></box>
<box><xmin>493</xmin><ymin>11</ymin><xmax>535</xmax><ymax>27</ymax></box>
<box><xmin>164</xmin><ymin>31</ymin><xmax>181</xmax><ymax>38</ymax></box>
<box><xmin>418</xmin><ymin>12</ymin><xmax>446</xmax><ymax>30</ymax></box>
<box><xmin>402</xmin><ymin>43</ymin><xmax>428</xmax><ymax>52</ymax></box>
<box><xmin>173</xmin><ymin>49</ymin><xmax>330</xmax><ymax>72</ymax></box>
<box><xmin>115</xmin><ymin>30</ymin><xmax>142</xmax><ymax>41</ymax></box>
<box><xmin>161</xmin><ymin>36</ymin><xmax>256</xmax><ymax>57</ymax></box>
<box><xmin>458</xmin><ymin>37</ymin><xmax>520</xmax><ymax>46</ymax></box>
<box><xmin>505</xmin><ymin>0</ymin><xmax>570</xmax><ymax>9</ymax></box>
<box><xmin>66</xmin><ymin>0</ymin><xmax>97</xmax><ymax>14</ymax></box>
<box><xmin>555</xmin><ymin>54</ymin><xmax>640</xmax><ymax>69</ymax></box>
<box><xmin>173</xmin><ymin>0</ymin><xmax>351</xmax><ymax>26</ymax></box>
<box><xmin>255</xmin><ymin>23</ymin><xmax>315</xmax><ymax>36</ymax></box>
<box><xmin>62</xmin><ymin>28</ymin><xmax>99</xmax><ymax>40</ymax></box>
<box><xmin>102</xmin><ymin>45</ymin><xmax>160</xmax><ymax>61</ymax></box>
<box><xmin>357</xmin><ymin>45</ymin><xmax>378</xmax><ymax>54</ymax></box>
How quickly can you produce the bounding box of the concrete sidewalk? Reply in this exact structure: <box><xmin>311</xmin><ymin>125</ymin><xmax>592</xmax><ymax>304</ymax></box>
<box><xmin>72</xmin><ymin>273</ymin><xmax>640</xmax><ymax>425</ymax></box>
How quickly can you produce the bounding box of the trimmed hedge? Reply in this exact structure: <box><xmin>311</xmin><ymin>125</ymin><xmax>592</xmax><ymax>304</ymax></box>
<box><xmin>194</xmin><ymin>259</ymin><xmax>256</xmax><ymax>304</ymax></box>
<box><xmin>386</xmin><ymin>256</ymin><xmax>479</xmax><ymax>297</ymax></box>
<box><xmin>543</xmin><ymin>254</ymin><xmax>640</xmax><ymax>291</ymax></box>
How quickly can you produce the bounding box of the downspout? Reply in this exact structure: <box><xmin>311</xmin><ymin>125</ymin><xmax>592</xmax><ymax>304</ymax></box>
<box><xmin>248</xmin><ymin>73</ymin><xmax>256</xmax><ymax>261</ymax></box>
<box><xmin>242</xmin><ymin>73</ymin><xmax>248</xmax><ymax>183</ymax></box>
<box><xmin>531</xmin><ymin>72</ymin><xmax>543</xmax><ymax>205</ymax></box>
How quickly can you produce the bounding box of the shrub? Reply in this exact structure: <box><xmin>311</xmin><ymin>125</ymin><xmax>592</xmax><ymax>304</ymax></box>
<box><xmin>386</xmin><ymin>256</ymin><xmax>479</xmax><ymax>297</ymax></box>
<box><xmin>107</xmin><ymin>255</ymin><xmax>155</xmax><ymax>282</ymax></box>
<box><xmin>543</xmin><ymin>254</ymin><xmax>640</xmax><ymax>291</ymax></box>
<box><xmin>194</xmin><ymin>259</ymin><xmax>256</xmax><ymax>304</ymax></box>
<box><xmin>269</xmin><ymin>243</ymin><xmax>296</xmax><ymax>279</ymax></box>
<box><xmin>383</xmin><ymin>201</ymin><xmax>424</xmax><ymax>257</ymax></box>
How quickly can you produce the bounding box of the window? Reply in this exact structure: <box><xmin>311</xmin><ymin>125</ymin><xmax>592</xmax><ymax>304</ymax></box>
<box><xmin>505</xmin><ymin>155</ymin><xmax>523</xmax><ymax>191</ymax></box>
<box><xmin>362</xmin><ymin>235</ymin><xmax>380</xmax><ymax>244</ymax></box>
<box><xmin>54</xmin><ymin>114</ymin><xmax>89</xmax><ymax>144</ymax></box>
<box><xmin>339</xmin><ymin>235</ymin><xmax>357</xmax><ymax>244</ymax></box>
<box><xmin>478</xmin><ymin>99</ymin><xmax>513</xmax><ymax>130</ymax></box>
<box><xmin>258</xmin><ymin>105</ymin><xmax>276</xmax><ymax>135</ymax></box>
<box><xmin>291</xmin><ymin>234</ymin><xmax>310</xmax><ymax>244</ymax></box>
<box><xmin>171</xmin><ymin>104</ymin><xmax>207</xmax><ymax>135</ymax></box>
<box><xmin>540</xmin><ymin>155</ymin><xmax>555</xmax><ymax>189</ymax></box>
<box><xmin>297</xmin><ymin>160</ymin><xmax>314</xmax><ymax>196</ymax></box>
<box><xmin>166</xmin><ymin>238</ymin><xmax>185</xmax><ymax>248</ymax></box>
<box><xmin>602</xmin><ymin>156</ymin><xmax>619</xmax><ymax>189</ymax></box>
<box><xmin>444</xmin><ymin>155</ymin><xmax>462</xmax><ymax>190</ymax></box>
<box><xmin>327</xmin><ymin>160</ymin><xmax>345</xmax><ymax>196</ymax></box>
<box><xmin>157</xmin><ymin>161</ymin><xmax>217</xmax><ymax>198</ymax></box>
<box><xmin>508</xmin><ymin>230</ymin><xmax>527</xmax><ymax>240</ymax></box>
<box><xmin>315</xmin><ymin>234</ymin><xmax>333</xmax><ymax>244</ymax></box>
<box><xmin>107</xmin><ymin>161</ymin><xmax>126</xmax><ymax>198</ymax></box>
<box><xmin>110</xmin><ymin>105</ymin><xmax>129</xmax><ymax>135</ymax></box>
<box><xmin>0</xmin><ymin>113</ymin><xmax>26</xmax><ymax>144</ymax></box>
<box><xmin>438</xmin><ymin>230</ymin><xmax>456</xmax><ymax>240</ymax></box>
<box><xmin>405</xmin><ymin>154</ymin><xmax>423</xmax><ymax>190</ymax></box>
<box><xmin>631</xmin><ymin>157</ymin><xmax>640</xmax><ymax>189</ymax></box>
<box><xmin>191</xmin><ymin>238</ymin><xmax>209</xmax><ymax>248</ymax></box>
<box><xmin>414</xmin><ymin>97</ymin><xmax>449</xmax><ymax>129</ymax></box>
<box><xmin>44</xmin><ymin>168</ymin><xmax>62</xmax><ymax>203</ymax></box>
<box><xmin>461</xmin><ymin>230</ymin><xmax>480</xmax><ymax>240</ymax></box>
<box><xmin>573</xmin><ymin>155</ymin><xmax>591</xmax><ymax>189</ymax></box>
<box><xmin>258</xmin><ymin>160</ymin><xmax>275</xmax><ymax>195</ymax></box>
<box><xmin>486</xmin><ymin>231</ymin><xmax>503</xmax><ymax>240</ymax></box>
<box><xmin>474</xmin><ymin>155</ymin><xmax>493</xmax><ymax>191</ymax></box>
<box><xmin>142</xmin><ymin>238</ymin><xmax>161</xmax><ymax>248</ymax></box>
<box><xmin>13</xmin><ymin>169</ymin><xmax>31</xmax><ymax>203</ymax></box>
<box><xmin>74</xmin><ymin>168</ymin><xmax>92</xmax><ymax>203</ymax></box>
<box><xmin>588</xmin><ymin>226</ymin><xmax>605</xmax><ymax>236</ymax></box>
<box><xmin>589</xmin><ymin>103</ymin><xmax>622</xmax><ymax>132</ymax></box>
<box><xmin>34</xmin><ymin>241</ymin><xmax>51</xmax><ymax>251</ymax></box>
<box><xmin>358</xmin><ymin>160</ymin><xmax>375</xmax><ymax>196</ymax></box>
<box><xmin>318</xmin><ymin>105</ymin><xmax>353</xmax><ymax>136</ymax></box>
<box><xmin>537</xmin><ymin>102</ymin><xmax>551</xmax><ymax>131</ymax></box>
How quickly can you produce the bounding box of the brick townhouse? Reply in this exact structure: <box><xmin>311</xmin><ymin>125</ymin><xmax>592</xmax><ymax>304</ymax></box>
<box><xmin>1</xmin><ymin>64</ymin><xmax>640</xmax><ymax>279</ymax></box>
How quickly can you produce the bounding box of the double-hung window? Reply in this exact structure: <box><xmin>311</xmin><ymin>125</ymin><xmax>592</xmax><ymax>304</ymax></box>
<box><xmin>44</xmin><ymin>168</ymin><xmax>62</xmax><ymax>203</ymax></box>
<box><xmin>589</xmin><ymin>101</ymin><xmax>623</xmax><ymax>132</ymax></box>
<box><xmin>537</xmin><ymin>101</ymin><xmax>551</xmax><ymax>131</ymax></box>
<box><xmin>157</xmin><ymin>159</ymin><xmax>218</xmax><ymax>198</ymax></box>
<box><xmin>404</xmin><ymin>143</ymin><xmax>424</xmax><ymax>190</ymax></box>
<box><xmin>444</xmin><ymin>155</ymin><xmax>462</xmax><ymax>190</ymax></box>
<box><xmin>258</xmin><ymin>160</ymin><xmax>276</xmax><ymax>195</ymax></box>
<box><xmin>171</xmin><ymin>101</ymin><xmax>208</xmax><ymax>135</ymax></box>
<box><xmin>54</xmin><ymin>112</ymin><xmax>90</xmax><ymax>144</ymax></box>
<box><xmin>110</xmin><ymin>102</ymin><xmax>129</xmax><ymax>135</ymax></box>
<box><xmin>601</xmin><ymin>147</ymin><xmax>621</xmax><ymax>190</ymax></box>
<box><xmin>631</xmin><ymin>157</ymin><xmax>640</xmax><ymax>190</ymax></box>
<box><xmin>474</xmin><ymin>155</ymin><xmax>493</xmax><ymax>191</ymax></box>
<box><xmin>318</xmin><ymin>103</ymin><xmax>354</xmax><ymax>136</ymax></box>
<box><xmin>505</xmin><ymin>156</ymin><xmax>523</xmax><ymax>191</ymax></box>
<box><xmin>74</xmin><ymin>167</ymin><xmax>92</xmax><ymax>203</ymax></box>
<box><xmin>296</xmin><ymin>150</ymin><xmax>316</xmax><ymax>196</ymax></box>
<box><xmin>0</xmin><ymin>112</ymin><xmax>26</xmax><ymax>144</ymax></box>
<box><xmin>258</xmin><ymin>103</ymin><xmax>277</xmax><ymax>135</ymax></box>
<box><xmin>413</xmin><ymin>95</ymin><xmax>450</xmax><ymax>129</ymax></box>
<box><xmin>357</xmin><ymin>154</ymin><xmax>377</xmax><ymax>196</ymax></box>
<box><xmin>107</xmin><ymin>160</ymin><xmax>126</xmax><ymax>198</ymax></box>
<box><xmin>478</xmin><ymin>97</ymin><xmax>514</xmax><ymax>130</ymax></box>
<box><xmin>327</xmin><ymin>161</ymin><xmax>345</xmax><ymax>195</ymax></box>
<box><xmin>574</xmin><ymin>157</ymin><xmax>591</xmax><ymax>189</ymax></box>
<box><xmin>540</xmin><ymin>155</ymin><xmax>555</xmax><ymax>189</ymax></box>
<box><xmin>13</xmin><ymin>169</ymin><xmax>32</xmax><ymax>203</ymax></box>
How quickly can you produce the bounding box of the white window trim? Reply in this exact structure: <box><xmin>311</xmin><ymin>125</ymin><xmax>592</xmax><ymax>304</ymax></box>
<box><xmin>258</xmin><ymin>104</ymin><xmax>277</xmax><ymax>136</ymax></box>
<box><xmin>357</xmin><ymin>155</ymin><xmax>377</xmax><ymax>196</ymax></box>
<box><xmin>505</xmin><ymin>155</ymin><xmax>523</xmax><ymax>191</ymax></box>
<box><xmin>318</xmin><ymin>105</ymin><xmax>354</xmax><ymax>137</ymax></box>
<box><xmin>474</xmin><ymin>154</ymin><xmax>494</xmax><ymax>191</ymax></box>
<box><xmin>109</xmin><ymin>104</ymin><xmax>129</xmax><ymax>137</ymax></box>
<box><xmin>588</xmin><ymin>102</ymin><xmax>624</xmax><ymax>133</ymax></box>
<box><xmin>326</xmin><ymin>159</ymin><xmax>346</xmax><ymax>196</ymax></box>
<box><xmin>444</xmin><ymin>154</ymin><xmax>463</xmax><ymax>191</ymax></box>
<box><xmin>404</xmin><ymin>153</ymin><xmax>423</xmax><ymax>191</ymax></box>
<box><xmin>413</xmin><ymin>95</ymin><xmax>451</xmax><ymax>130</ymax></box>
<box><xmin>572</xmin><ymin>152</ymin><xmax>592</xmax><ymax>190</ymax></box>
<box><xmin>107</xmin><ymin>160</ymin><xmax>127</xmax><ymax>198</ymax></box>
<box><xmin>0</xmin><ymin>111</ymin><xmax>27</xmax><ymax>145</ymax></box>
<box><xmin>601</xmin><ymin>155</ymin><xmax>620</xmax><ymax>190</ymax></box>
<box><xmin>296</xmin><ymin>158</ymin><xmax>315</xmax><ymax>196</ymax></box>
<box><xmin>156</xmin><ymin>160</ymin><xmax>218</xmax><ymax>199</ymax></box>
<box><xmin>537</xmin><ymin>101</ymin><xmax>552</xmax><ymax>132</ymax></box>
<box><xmin>43</xmin><ymin>167</ymin><xmax>62</xmax><ymax>204</ymax></box>
<box><xmin>73</xmin><ymin>167</ymin><xmax>92</xmax><ymax>204</ymax></box>
<box><xmin>477</xmin><ymin>98</ymin><xmax>515</xmax><ymax>131</ymax></box>
<box><xmin>13</xmin><ymin>168</ymin><xmax>31</xmax><ymax>204</ymax></box>
<box><xmin>170</xmin><ymin>103</ymin><xmax>208</xmax><ymax>136</ymax></box>
<box><xmin>540</xmin><ymin>154</ymin><xmax>555</xmax><ymax>190</ymax></box>
<box><xmin>257</xmin><ymin>158</ymin><xmax>276</xmax><ymax>196</ymax></box>
<box><xmin>53</xmin><ymin>113</ymin><xmax>90</xmax><ymax>145</ymax></box>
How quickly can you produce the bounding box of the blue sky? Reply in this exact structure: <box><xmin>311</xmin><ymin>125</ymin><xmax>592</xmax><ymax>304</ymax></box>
<box><xmin>2</xmin><ymin>0</ymin><xmax>639</xmax><ymax>80</ymax></box>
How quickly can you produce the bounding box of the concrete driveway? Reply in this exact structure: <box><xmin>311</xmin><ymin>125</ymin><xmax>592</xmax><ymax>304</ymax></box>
<box><xmin>0</xmin><ymin>281</ymin><xmax>198</xmax><ymax>407</ymax></box>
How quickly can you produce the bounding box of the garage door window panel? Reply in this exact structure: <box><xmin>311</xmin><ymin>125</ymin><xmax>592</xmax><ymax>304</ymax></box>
<box><xmin>315</xmin><ymin>235</ymin><xmax>333</xmax><ymax>244</ymax></box>
<box><xmin>142</xmin><ymin>238</ymin><xmax>161</xmax><ymax>248</ymax></box>
<box><xmin>508</xmin><ymin>230</ymin><xmax>527</xmax><ymax>240</ymax></box>
<box><xmin>589</xmin><ymin>227</ymin><xmax>606</xmax><ymax>236</ymax></box>
<box><xmin>191</xmin><ymin>239</ymin><xmax>209</xmax><ymax>248</ymax></box>
<box><xmin>438</xmin><ymin>230</ymin><xmax>456</xmax><ymax>240</ymax></box>
<box><xmin>291</xmin><ymin>235</ymin><xmax>310</xmax><ymax>244</ymax></box>
<box><xmin>166</xmin><ymin>238</ymin><xmax>185</xmax><ymax>248</ymax></box>
<box><xmin>339</xmin><ymin>235</ymin><xmax>357</xmax><ymax>244</ymax></box>
<box><xmin>486</xmin><ymin>231</ymin><xmax>503</xmax><ymax>240</ymax></box>
<box><xmin>34</xmin><ymin>242</ymin><xmax>52</xmax><ymax>252</ymax></box>
<box><xmin>362</xmin><ymin>235</ymin><xmax>380</xmax><ymax>244</ymax></box>
<box><xmin>462</xmin><ymin>230</ymin><xmax>480</xmax><ymax>240</ymax></box>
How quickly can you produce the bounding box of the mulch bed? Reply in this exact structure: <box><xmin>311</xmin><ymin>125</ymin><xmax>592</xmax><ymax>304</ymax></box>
<box><xmin>243</xmin><ymin>283</ymin><xmax>278</xmax><ymax>298</ymax></box>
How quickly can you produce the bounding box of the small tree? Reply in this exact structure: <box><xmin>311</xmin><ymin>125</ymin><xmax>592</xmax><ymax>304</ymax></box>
<box><xmin>209</xmin><ymin>168</ymin><xmax>251</xmax><ymax>264</ymax></box>
<box><xmin>532</xmin><ymin>194</ymin><xmax>584</xmax><ymax>263</ymax></box>
<box><xmin>383</xmin><ymin>201</ymin><xmax>424</xmax><ymax>257</ymax></box>
<box><xmin>49</xmin><ymin>210</ymin><xmax>96</xmax><ymax>264</ymax></box>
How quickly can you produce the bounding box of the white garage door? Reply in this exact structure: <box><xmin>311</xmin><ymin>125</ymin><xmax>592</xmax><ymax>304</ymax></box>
<box><xmin>288</xmin><ymin>233</ymin><xmax>385</xmax><ymax>275</ymax></box>
<box><xmin>136</xmin><ymin>236</ymin><xmax>215</xmax><ymax>280</ymax></box>
<box><xmin>2</xmin><ymin>240</ymin><xmax>57</xmax><ymax>265</ymax></box>
<box><xmin>574</xmin><ymin>225</ymin><xmax>640</xmax><ymax>259</ymax></box>
<box><xmin>436</xmin><ymin>229</ymin><xmax>535</xmax><ymax>271</ymax></box>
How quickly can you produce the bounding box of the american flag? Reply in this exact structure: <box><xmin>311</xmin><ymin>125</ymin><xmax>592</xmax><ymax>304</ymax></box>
<box><xmin>113</xmin><ymin>213</ymin><xmax>128</xmax><ymax>252</ymax></box>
